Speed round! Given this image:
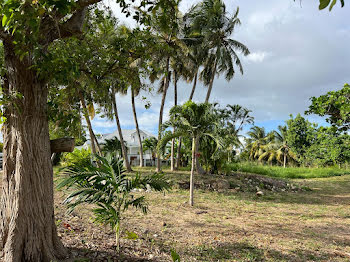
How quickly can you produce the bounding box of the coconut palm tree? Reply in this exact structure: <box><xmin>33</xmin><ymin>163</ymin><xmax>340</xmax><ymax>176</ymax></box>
<box><xmin>148</xmin><ymin>0</ymin><xmax>185</xmax><ymax>172</ymax></box>
<box><xmin>158</xmin><ymin>101</ymin><xmax>222</xmax><ymax>206</ymax></box>
<box><xmin>259</xmin><ymin>126</ymin><xmax>297</xmax><ymax>167</ymax></box>
<box><xmin>246</xmin><ymin>126</ymin><xmax>268</xmax><ymax>161</ymax></box>
<box><xmin>187</xmin><ymin>0</ymin><xmax>250</xmax><ymax>102</ymax></box>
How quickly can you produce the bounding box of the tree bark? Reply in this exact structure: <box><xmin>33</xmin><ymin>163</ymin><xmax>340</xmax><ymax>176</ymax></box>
<box><xmin>0</xmin><ymin>43</ymin><xmax>67</xmax><ymax>261</ymax></box>
<box><xmin>111</xmin><ymin>89</ymin><xmax>132</xmax><ymax>172</ymax></box>
<box><xmin>131</xmin><ymin>89</ymin><xmax>144</xmax><ymax>167</ymax></box>
<box><xmin>176</xmin><ymin>137</ymin><xmax>182</xmax><ymax>169</ymax></box>
<box><xmin>189</xmin><ymin>136</ymin><xmax>196</xmax><ymax>206</ymax></box>
<box><xmin>189</xmin><ymin>70</ymin><xmax>198</xmax><ymax>101</ymax></box>
<box><xmin>171</xmin><ymin>71</ymin><xmax>178</xmax><ymax>171</ymax></box>
<box><xmin>195</xmin><ymin>136</ymin><xmax>206</xmax><ymax>175</ymax></box>
<box><xmin>50</xmin><ymin>138</ymin><xmax>75</xmax><ymax>154</ymax></box>
<box><xmin>205</xmin><ymin>59</ymin><xmax>217</xmax><ymax>103</ymax></box>
<box><xmin>283</xmin><ymin>153</ymin><xmax>287</xmax><ymax>168</ymax></box>
<box><xmin>156</xmin><ymin>56</ymin><xmax>170</xmax><ymax>172</ymax></box>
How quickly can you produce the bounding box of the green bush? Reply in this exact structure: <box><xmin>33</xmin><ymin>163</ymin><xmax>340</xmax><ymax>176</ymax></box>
<box><xmin>228</xmin><ymin>162</ymin><xmax>350</xmax><ymax>179</ymax></box>
<box><xmin>61</xmin><ymin>148</ymin><xmax>92</xmax><ymax>167</ymax></box>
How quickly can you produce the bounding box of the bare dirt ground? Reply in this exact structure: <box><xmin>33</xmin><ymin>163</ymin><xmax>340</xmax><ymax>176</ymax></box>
<box><xmin>3</xmin><ymin>169</ymin><xmax>350</xmax><ymax>261</ymax></box>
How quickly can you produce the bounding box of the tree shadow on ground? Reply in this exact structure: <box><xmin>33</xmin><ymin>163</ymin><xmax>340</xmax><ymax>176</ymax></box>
<box><xmin>186</xmin><ymin>241</ymin><xmax>341</xmax><ymax>262</ymax></box>
<box><xmin>62</xmin><ymin>247</ymin><xmax>156</xmax><ymax>262</ymax></box>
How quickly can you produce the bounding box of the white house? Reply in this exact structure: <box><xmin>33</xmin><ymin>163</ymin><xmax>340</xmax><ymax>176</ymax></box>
<box><xmin>83</xmin><ymin>129</ymin><xmax>157</xmax><ymax>166</ymax></box>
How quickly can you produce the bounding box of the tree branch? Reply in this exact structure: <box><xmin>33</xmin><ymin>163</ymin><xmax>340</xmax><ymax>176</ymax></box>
<box><xmin>75</xmin><ymin>0</ymin><xmax>103</xmax><ymax>10</ymax></box>
<box><xmin>0</xmin><ymin>27</ymin><xmax>9</xmax><ymax>41</ymax></box>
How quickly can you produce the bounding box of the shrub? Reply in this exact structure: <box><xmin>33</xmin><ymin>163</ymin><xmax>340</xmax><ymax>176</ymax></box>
<box><xmin>61</xmin><ymin>148</ymin><xmax>92</xmax><ymax>167</ymax></box>
<box><xmin>58</xmin><ymin>154</ymin><xmax>171</xmax><ymax>251</ymax></box>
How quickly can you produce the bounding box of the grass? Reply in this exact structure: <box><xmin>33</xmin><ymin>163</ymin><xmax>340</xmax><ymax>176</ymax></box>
<box><xmin>40</xmin><ymin>165</ymin><xmax>350</xmax><ymax>260</ymax></box>
<box><xmin>228</xmin><ymin>162</ymin><xmax>350</xmax><ymax>179</ymax></box>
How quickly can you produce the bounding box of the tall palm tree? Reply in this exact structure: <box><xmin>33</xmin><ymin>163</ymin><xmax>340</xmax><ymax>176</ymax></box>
<box><xmin>149</xmin><ymin>0</ymin><xmax>185</xmax><ymax>172</ymax></box>
<box><xmin>158</xmin><ymin>101</ymin><xmax>222</xmax><ymax>206</ymax></box>
<box><xmin>111</xmin><ymin>84</ymin><xmax>132</xmax><ymax>172</ymax></box>
<box><xmin>188</xmin><ymin>0</ymin><xmax>250</xmax><ymax>102</ymax></box>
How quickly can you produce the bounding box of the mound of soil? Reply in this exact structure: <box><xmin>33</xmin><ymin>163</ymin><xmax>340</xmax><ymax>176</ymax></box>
<box><xmin>176</xmin><ymin>172</ymin><xmax>304</xmax><ymax>193</ymax></box>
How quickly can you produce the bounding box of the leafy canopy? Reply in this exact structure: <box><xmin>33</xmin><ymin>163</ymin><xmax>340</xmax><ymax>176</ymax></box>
<box><xmin>306</xmin><ymin>84</ymin><xmax>350</xmax><ymax>131</ymax></box>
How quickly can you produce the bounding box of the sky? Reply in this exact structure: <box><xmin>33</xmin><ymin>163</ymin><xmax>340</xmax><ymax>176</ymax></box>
<box><xmin>91</xmin><ymin>0</ymin><xmax>350</xmax><ymax>137</ymax></box>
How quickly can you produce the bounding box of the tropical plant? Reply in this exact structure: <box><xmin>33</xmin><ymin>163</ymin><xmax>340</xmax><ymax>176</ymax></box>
<box><xmin>246</xmin><ymin>126</ymin><xmax>269</xmax><ymax>160</ymax></box>
<box><xmin>186</xmin><ymin>0</ymin><xmax>250</xmax><ymax>102</ymax></box>
<box><xmin>159</xmin><ymin>101</ymin><xmax>222</xmax><ymax>206</ymax></box>
<box><xmin>61</xmin><ymin>148</ymin><xmax>92</xmax><ymax>168</ymax></box>
<box><xmin>143</xmin><ymin>137</ymin><xmax>158</xmax><ymax>166</ymax></box>
<box><xmin>258</xmin><ymin>126</ymin><xmax>297</xmax><ymax>167</ymax></box>
<box><xmin>58</xmin><ymin>154</ymin><xmax>170</xmax><ymax>252</ymax></box>
<box><xmin>102</xmin><ymin>137</ymin><xmax>123</xmax><ymax>155</ymax></box>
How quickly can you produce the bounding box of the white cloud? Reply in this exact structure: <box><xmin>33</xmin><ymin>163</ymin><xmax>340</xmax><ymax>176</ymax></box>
<box><xmin>246</xmin><ymin>51</ymin><xmax>270</xmax><ymax>63</ymax></box>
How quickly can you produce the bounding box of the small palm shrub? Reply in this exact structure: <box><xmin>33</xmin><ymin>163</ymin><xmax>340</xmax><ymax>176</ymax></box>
<box><xmin>57</xmin><ymin>154</ymin><xmax>170</xmax><ymax>251</ymax></box>
<box><xmin>61</xmin><ymin>148</ymin><xmax>92</xmax><ymax>167</ymax></box>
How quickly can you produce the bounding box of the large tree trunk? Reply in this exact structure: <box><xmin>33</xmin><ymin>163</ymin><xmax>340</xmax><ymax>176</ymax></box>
<box><xmin>189</xmin><ymin>136</ymin><xmax>196</xmax><ymax>206</ymax></box>
<box><xmin>156</xmin><ymin>56</ymin><xmax>170</xmax><ymax>172</ymax></box>
<box><xmin>205</xmin><ymin>59</ymin><xmax>217</xmax><ymax>103</ymax></box>
<box><xmin>79</xmin><ymin>92</ymin><xmax>101</xmax><ymax>155</ymax></box>
<box><xmin>131</xmin><ymin>89</ymin><xmax>144</xmax><ymax>167</ymax></box>
<box><xmin>171</xmin><ymin>71</ymin><xmax>178</xmax><ymax>172</ymax></box>
<box><xmin>189</xmin><ymin>70</ymin><xmax>198</xmax><ymax>101</ymax></box>
<box><xmin>111</xmin><ymin>89</ymin><xmax>132</xmax><ymax>172</ymax></box>
<box><xmin>0</xmin><ymin>44</ymin><xmax>67</xmax><ymax>261</ymax></box>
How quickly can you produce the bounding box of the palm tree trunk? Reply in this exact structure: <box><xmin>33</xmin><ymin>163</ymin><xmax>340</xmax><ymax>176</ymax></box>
<box><xmin>176</xmin><ymin>137</ymin><xmax>182</xmax><ymax>169</ymax></box>
<box><xmin>283</xmin><ymin>153</ymin><xmax>286</xmax><ymax>168</ymax></box>
<box><xmin>171</xmin><ymin>71</ymin><xmax>178</xmax><ymax>171</ymax></box>
<box><xmin>111</xmin><ymin>89</ymin><xmax>132</xmax><ymax>172</ymax></box>
<box><xmin>157</xmin><ymin>56</ymin><xmax>170</xmax><ymax>172</ymax></box>
<box><xmin>190</xmin><ymin>136</ymin><xmax>196</xmax><ymax>206</ymax></box>
<box><xmin>131</xmin><ymin>89</ymin><xmax>144</xmax><ymax>167</ymax></box>
<box><xmin>189</xmin><ymin>70</ymin><xmax>198</xmax><ymax>101</ymax></box>
<box><xmin>195</xmin><ymin>136</ymin><xmax>206</xmax><ymax>175</ymax></box>
<box><xmin>79</xmin><ymin>92</ymin><xmax>99</xmax><ymax>155</ymax></box>
<box><xmin>205</xmin><ymin>59</ymin><xmax>218</xmax><ymax>103</ymax></box>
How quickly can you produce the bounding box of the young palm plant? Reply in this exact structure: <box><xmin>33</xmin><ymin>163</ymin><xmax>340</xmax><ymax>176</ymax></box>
<box><xmin>58</xmin><ymin>154</ymin><xmax>170</xmax><ymax>252</ymax></box>
<box><xmin>158</xmin><ymin>101</ymin><xmax>222</xmax><ymax>206</ymax></box>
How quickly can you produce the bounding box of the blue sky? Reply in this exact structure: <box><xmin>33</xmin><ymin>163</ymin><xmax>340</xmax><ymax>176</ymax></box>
<box><xmin>92</xmin><ymin>0</ymin><xmax>349</xmax><ymax>137</ymax></box>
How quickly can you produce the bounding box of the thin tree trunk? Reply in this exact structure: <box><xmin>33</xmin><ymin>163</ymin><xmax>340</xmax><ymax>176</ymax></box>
<box><xmin>131</xmin><ymin>89</ymin><xmax>144</xmax><ymax>167</ymax></box>
<box><xmin>0</xmin><ymin>44</ymin><xmax>67</xmax><ymax>261</ymax></box>
<box><xmin>189</xmin><ymin>70</ymin><xmax>198</xmax><ymax>101</ymax></box>
<box><xmin>190</xmin><ymin>136</ymin><xmax>196</xmax><ymax>206</ymax></box>
<box><xmin>283</xmin><ymin>153</ymin><xmax>286</xmax><ymax>168</ymax></box>
<box><xmin>195</xmin><ymin>136</ymin><xmax>206</xmax><ymax>175</ymax></box>
<box><xmin>176</xmin><ymin>137</ymin><xmax>182</xmax><ymax>169</ymax></box>
<box><xmin>205</xmin><ymin>59</ymin><xmax>218</xmax><ymax>103</ymax></box>
<box><xmin>171</xmin><ymin>71</ymin><xmax>178</xmax><ymax>171</ymax></box>
<box><xmin>111</xmin><ymin>89</ymin><xmax>132</xmax><ymax>172</ymax></box>
<box><xmin>79</xmin><ymin>92</ymin><xmax>98</xmax><ymax>155</ymax></box>
<box><xmin>157</xmin><ymin>56</ymin><xmax>170</xmax><ymax>172</ymax></box>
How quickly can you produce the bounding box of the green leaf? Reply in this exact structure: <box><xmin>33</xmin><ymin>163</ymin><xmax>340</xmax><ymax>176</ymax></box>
<box><xmin>319</xmin><ymin>0</ymin><xmax>331</xmax><ymax>9</ymax></box>
<box><xmin>171</xmin><ymin>249</ymin><xmax>180</xmax><ymax>262</ymax></box>
<box><xmin>2</xmin><ymin>15</ymin><xmax>7</xmax><ymax>27</ymax></box>
<box><xmin>329</xmin><ymin>0</ymin><xmax>337</xmax><ymax>10</ymax></box>
<box><xmin>124</xmin><ymin>230</ymin><xmax>139</xmax><ymax>240</ymax></box>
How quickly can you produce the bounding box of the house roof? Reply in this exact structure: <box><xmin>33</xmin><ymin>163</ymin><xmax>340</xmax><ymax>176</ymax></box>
<box><xmin>84</xmin><ymin>129</ymin><xmax>156</xmax><ymax>148</ymax></box>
